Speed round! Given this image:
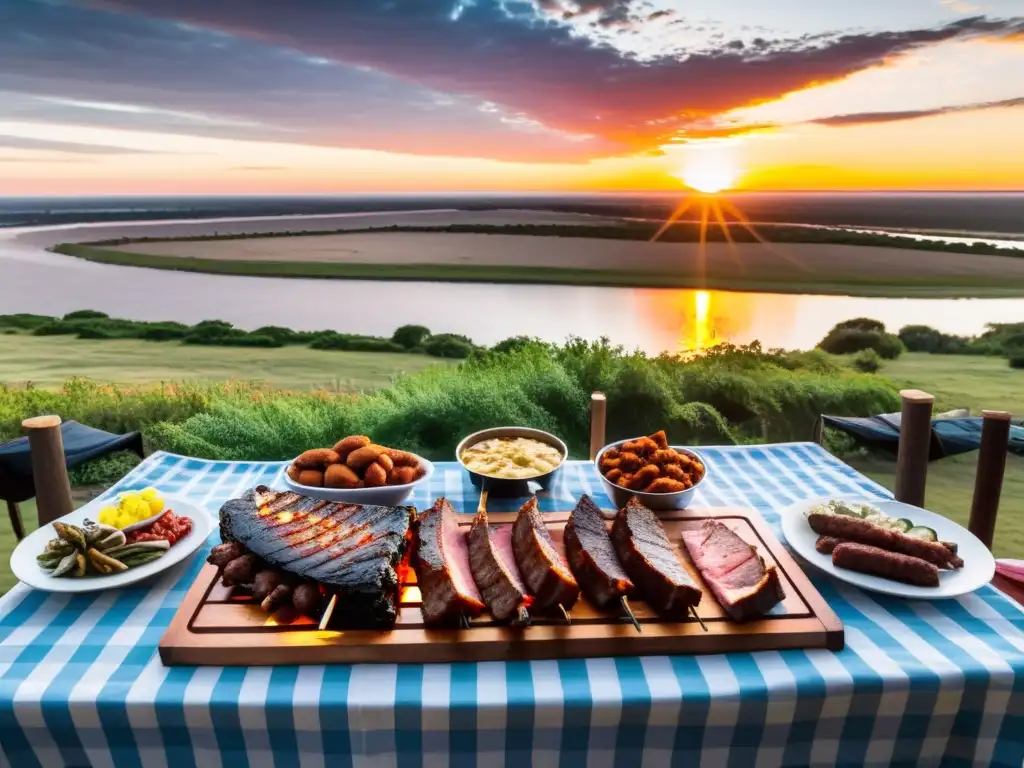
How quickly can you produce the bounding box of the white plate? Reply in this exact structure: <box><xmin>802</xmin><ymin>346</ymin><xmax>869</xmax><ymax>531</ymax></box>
<box><xmin>780</xmin><ymin>497</ymin><xmax>995</xmax><ymax>599</ymax></box>
<box><xmin>10</xmin><ymin>497</ymin><xmax>213</xmax><ymax>593</ymax></box>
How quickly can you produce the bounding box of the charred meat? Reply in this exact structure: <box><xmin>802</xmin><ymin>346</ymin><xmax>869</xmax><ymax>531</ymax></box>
<box><xmin>512</xmin><ymin>497</ymin><xmax>580</xmax><ymax>613</ymax></box>
<box><xmin>414</xmin><ymin>498</ymin><xmax>485</xmax><ymax>625</ymax></box>
<box><xmin>832</xmin><ymin>542</ymin><xmax>940</xmax><ymax>587</ymax></box>
<box><xmin>807</xmin><ymin>512</ymin><xmax>962</xmax><ymax>570</ymax></box>
<box><xmin>564</xmin><ymin>495</ymin><xmax>634</xmax><ymax>609</ymax></box>
<box><xmin>468</xmin><ymin>510</ymin><xmax>532</xmax><ymax>626</ymax></box>
<box><xmin>218</xmin><ymin>486</ymin><xmax>414</xmax><ymax>628</ymax></box>
<box><xmin>681</xmin><ymin>520</ymin><xmax>784</xmax><ymax>621</ymax></box>
<box><xmin>611</xmin><ymin>498</ymin><xmax>701</xmax><ymax>618</ymax></box>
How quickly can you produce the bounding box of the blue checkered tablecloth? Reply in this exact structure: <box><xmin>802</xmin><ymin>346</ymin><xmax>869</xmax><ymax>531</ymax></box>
<box><xmin>1</xmin><ymin>445</ymin><xmax>1023</xmax><ymax>768</ymax></box>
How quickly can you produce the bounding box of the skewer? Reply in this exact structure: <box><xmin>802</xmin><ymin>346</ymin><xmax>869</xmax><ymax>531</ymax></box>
<box><xmin>620</xmin><ymin>596</ymin><xmax>642</xmax><ymax>633</ymax></box>
<box><xmin>477</xmin><ymin>488</ymin><xmax>489</xmax><ymax>514</ymax></box>
<box><xmin>459</xmin><ymin>612</ymin><xmax>470</xmax><ymax>630</ymax></box>
<box><xmin>557</xmin><ymin>604</ymin><xmax>572</xmax><ymax>624</ymax></box>
<box><xmin>318</xmin><ymin>594</ymin><xmax>337</xmax><ymax>631</ymax></box>
<box><xmin>689</xmin><ymin>606</ymin><xmax>707</xmax><ymax>632</ymax></box>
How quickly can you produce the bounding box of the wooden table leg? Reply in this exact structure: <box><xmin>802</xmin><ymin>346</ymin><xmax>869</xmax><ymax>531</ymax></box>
<box><xmin>969</xmin><ymin>410</ymin><xmax>1011</xmax><ymax>551</ymax></box>
<box><xmin>22</xmin><ymin>415</ymin><xmax>74</xmax><ymax>527</ymax></box>
<box><xmin>6</xmin><ymin>500</ymin><xmax>24</xmax><ymax>540</ymax></box>
<box><xmin>894</xmin><ymin>390</ymin><xmax>933</xmax><ymax>508</ymax></box>
<box><xmin>590</xmin><ymin>392</ymin><xmax>607</xmax><ymax>461</ymax></box>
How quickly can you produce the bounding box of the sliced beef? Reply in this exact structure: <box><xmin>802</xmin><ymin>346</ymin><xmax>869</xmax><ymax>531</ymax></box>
<box><xmin>218</xmin><ymin>487</ymin><xmax>414</xmax><ymax>628</ymax></box>
<box><xmin>512</xmin><ymin>497</ymin><xmax>580</xmax><ymax>612</ymax></box>
<box><xmin>611</xmin><ymin>498</ymin><xmax>701</xmax><ymax>618</ymax></box>
<box><xmin>807</xmin><ymin>513</ymin><xmax>962</xmax><ymax>569</ymax></box>
<box><xmin>564</xmin><ymin>494</ymin><xmax>634</xmax><ymax>609</ymax></box>
<box><xmin>468</xmin><ymin>511</ymin><xmax>531</xmax><ymax>625</ymax></box>
<box><xmin>414</xmin><ymin>498</ymin><xmax>485</xmax><ymax>625</ymax></box>
<box><xmin>681</xmin><ymin>520</ymin><xmax>784</xmax><ymax>621</ymax></box>
<box><xmin>832</xmin><ymin>542</ymin><xmax>940</xmax><ymax>587</ymax></box>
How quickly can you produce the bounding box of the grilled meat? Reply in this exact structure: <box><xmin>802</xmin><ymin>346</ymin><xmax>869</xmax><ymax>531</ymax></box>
<box><xmin>564</xmin><ymin>495</ymin><xmax>634</xmax><ymax>609</ymax></box>
<box><xmin>681</xmin><ymin>520</ymin><xmax>784</xmax><ymax>621</ymax></box>
<box><xmin>807</xmin><ymin>513</ymin><xmax>962</xmax><ymax>570</ymax></box>
<box><xmin>512</xmin><ymin>497</ymin><xmax>580</xmax><ymax>613</ymax></box>
<box><xmin>252</xmin><ymin>569</ymin><xmax>283</xmax><ymax>604</ymax></box>
<box><xmin>468</xmin><ymin>510</ymin><xmax>532</xmax><ymax>626</ymax></box>
<box><xmin>611</xmin><ymin>498</ymin><xmax>701</xmax><ymax>618</ymax></box>
<box><xmin>414</xmin><ymin>498</ymin><xmax>485</xmax><ymax>625</ymax></box>
<box><xmin>815</xmin><ymin>536</ymin><xmax>841</xmax><ymax>555</ymax></box>
<box><xmin>208</xmin><ymin>542</ymin><xmax>246</xmax><ymax>567</ymax></box>
<box><xmin>218</xmin><ymin>487</ymin><xmax>414</xmax><ymax>628</ymax></box>
<box><xmin>832</xmin><ymin>542</ymin><xmax>940</xmax><ymax>587</ymax></box>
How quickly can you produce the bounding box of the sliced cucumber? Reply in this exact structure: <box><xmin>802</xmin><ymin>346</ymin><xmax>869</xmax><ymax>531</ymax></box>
<box><xmin>905</xmin><ymin>525</ymin><xmax>938</xmax><ymax>542</ymax></box>
<box><xmin>892</xmin><ymin>518</ymin><xmax>914</xmax><ymax>534</ymax></box>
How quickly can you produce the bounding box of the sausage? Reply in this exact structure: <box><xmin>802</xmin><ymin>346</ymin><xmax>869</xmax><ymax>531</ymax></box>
<box><xmin>221</xmin><ymin>554</ymin><xmax>259</xmax><ymax>586</ymax></box>
<box><xmin>207</xmin><ymin>542</ymin><xmax>246</xmax><ymax>567</ymax></box>
<box><xmin>815</xmin><ymin>536</ymin><xmax>841</xmax><ymax>555</ymax></box>
<box><xmin>291</xmin><ymin>582</ymin><xmax>321</xmax><ymax>618</ymax></box>
<box><xmin>832</xmin><ymin>542</ymin><xmax>940</xmax><ymax>587</ymax></box>
<box><xmin>807</xmin><ymin>513</ymin><xmax>963</xmax><ymax>569</ymax></box>
<box><xmin>252</xmin><ymin>570</ymin><xmax>283</xmax><ymax>604</ymax></box>
<box><xmin>261</xmin><ymin>583</ymin><xmax>294</xmax><ymax>612</ymax></box>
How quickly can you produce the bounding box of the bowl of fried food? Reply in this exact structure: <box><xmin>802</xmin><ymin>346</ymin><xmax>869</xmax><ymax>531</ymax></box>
<box><xmin>284</xmin><ymin>435</ymin><xmax>433</xmax><ymax>506</ymax></box>
<box><xmin>595</xmin><ymin>430</ymin><xmax>707</xmax><ymax>511</ymax></box>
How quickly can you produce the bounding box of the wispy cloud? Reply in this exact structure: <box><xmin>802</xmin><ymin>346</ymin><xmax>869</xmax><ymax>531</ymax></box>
<box><xmin>810</xmin><ymin>95</ymin><xmax>1024</xmax><ymax>126</ymax></box>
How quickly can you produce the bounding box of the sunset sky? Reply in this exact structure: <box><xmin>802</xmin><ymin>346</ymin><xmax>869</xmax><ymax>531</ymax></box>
<box><xmin>1</xmin><ymin>0</ymin><xmax>1022</xmax><ymax>194</ymax></box>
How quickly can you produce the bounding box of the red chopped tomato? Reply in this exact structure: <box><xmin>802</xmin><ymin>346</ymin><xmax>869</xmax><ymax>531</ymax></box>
<box><xmin>124</xmin><ymin>509</ymin><xmax>192</xmax><ymax>546</ymax></box>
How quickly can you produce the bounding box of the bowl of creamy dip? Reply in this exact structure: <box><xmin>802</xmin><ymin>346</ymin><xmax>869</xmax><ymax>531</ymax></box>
<box><xmin>456</xmin><ymin>427</ymin><xmax>567</xmax><ymax>497</ymax></box>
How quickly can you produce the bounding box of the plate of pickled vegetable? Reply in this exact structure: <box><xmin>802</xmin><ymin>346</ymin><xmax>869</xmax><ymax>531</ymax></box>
<box><xmin>10</xmin><ymin>489</ymin><xmax>212</xmax><ymax>593</ymax></box>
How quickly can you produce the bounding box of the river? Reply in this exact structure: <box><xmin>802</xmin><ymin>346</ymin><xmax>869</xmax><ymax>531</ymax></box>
<box><xmin>1</xmin><ymin>210</ymin><xmax>1022</xmax><ymax>355</ymax></box>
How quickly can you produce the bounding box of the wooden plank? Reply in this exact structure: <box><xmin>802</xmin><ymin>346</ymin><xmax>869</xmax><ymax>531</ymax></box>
<box><xmin>160</xmin><ymin>506</ymin><xmax>844</xmax><ymax>666</ymax></box>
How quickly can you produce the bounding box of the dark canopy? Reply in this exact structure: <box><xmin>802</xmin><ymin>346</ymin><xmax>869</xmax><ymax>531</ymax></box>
<box><xmin>0</xmin><ymin>421</ymin><xmax>144</xmax><ymax>503</ymax></box>
<box><xmin>821</xmin><ymin>414</ymin><xmax>1024</xmax><ymax>460</ymax></box>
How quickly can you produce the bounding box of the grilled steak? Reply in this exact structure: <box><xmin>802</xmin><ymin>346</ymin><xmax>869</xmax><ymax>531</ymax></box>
<box><xmin>414</xmin><ymin>498</ymin><xmax>485</xmax><ymax>625</ymax></box>
<box><xmin>512</xmin><ymin>497</ymin><xmax>580</xmax><ymax>612</ymax></box>
<box><xmin>681</xmin><ymin>520</ymin><xmax>784</xmax><ymax>621</ymax></box>
<box><xmin>564</xmin><ymin>495</ymin><xmax>634</xmax><ymax>609</ymax></box>
<box><xmin>832</xmin><ymin>542</ymin><xmax>940</xmax><ymax>587</ymax></box>
<box><xmin>468</xmin><ymin>510</ymin><xmax>532</xmax><ymax>625</ymax></box>
<box><xmin>218</xmin><ymin>486</ymin><xmax>414</xmax><ymax>628</ymax></box>
<box><xmin>807</xmin><ymin>513</ymin><xmax>963</xmax><ymax>569</ymax></box>
<box><xmin>611</xmin><ymin>498</ymin><xmax>701</xmax><ymax>618</ymax></box>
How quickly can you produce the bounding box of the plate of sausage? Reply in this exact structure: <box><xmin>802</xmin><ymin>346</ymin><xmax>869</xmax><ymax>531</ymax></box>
<box><xmin>780</xmin><ymin>497</ymin><xmax>995</xmax><ymax>599</ymax></box>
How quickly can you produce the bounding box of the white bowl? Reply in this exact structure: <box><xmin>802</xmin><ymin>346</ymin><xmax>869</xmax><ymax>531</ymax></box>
<box><xmin>283</xmin><ymin>454</ymin><xmax>434</xmax><ymax>507</ymax></box>
<box><xmin>594</xmin><ymin>438</ymin><xmax>707</xmax><ymax>512</ymax></box>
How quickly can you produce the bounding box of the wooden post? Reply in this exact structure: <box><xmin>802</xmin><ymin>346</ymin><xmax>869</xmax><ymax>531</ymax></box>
<box><xmin>968</xmin><ymin>410</ymin><xmax>1011</xmax><ymax>551</ymax></box>
<box><xmin>813</xmin><ymin>417</ymin><xmax>824</xmax><ymax>445</ymax></box>
<box><xmin>894</xmin><ymin>389</ymin><xmax>933</xmax><ymax>508</ymax></box>
<box><xmin>22</xmin><ymin>415</ymin><xmax>73</xmax><ymax>527</ymax></box>
<box><xmin>590</xmin><ymin>392</ymin><xmax>607</xmax><ymax>460</ymax></box>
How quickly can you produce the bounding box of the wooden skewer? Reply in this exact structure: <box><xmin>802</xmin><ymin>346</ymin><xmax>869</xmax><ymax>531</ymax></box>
<box><xmin>558</xmin><ymin>604</ymin><xmax>572</xmax><ymax>624</ymax></box>
<box><xmin>689</xmin><ymin>606</ymin><xmax>707</xmax><ymax>632</ymax></box>
<box><xmin>318</xmin><ymin>594</ymin><xmax>337</xmax><ymax>631</ymax></box>
<box><xmin>476</xmin><ymin>488</ymin><xmax>489</xmax><ymax>515</ymax></box>
<box><xmin>620</xmin><ymin>596</ymin><xmax>641</xmax><ymax>633</ymax></box>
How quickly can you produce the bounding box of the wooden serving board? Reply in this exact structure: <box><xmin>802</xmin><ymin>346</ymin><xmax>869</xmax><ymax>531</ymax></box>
<box><xmin>160</xmin><ymin>507</ymin><xmax>843</xmax><ymax>665</ymax></box>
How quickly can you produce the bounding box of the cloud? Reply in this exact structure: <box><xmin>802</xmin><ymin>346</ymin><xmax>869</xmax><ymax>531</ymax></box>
<box><xmin>231</xmin><ymin>165</ymin><xmax>289</xmax><ymax>172</ymax></box>
<box><xmin>941</xmin><ymin>0</ymin><xmax>983</xmax><ymax>13</ymax></box>
<box><xmin>810</xmin><ymin>95</ymin><xmax>1024</xmax><ymax>126</ymax></box>
<box><xmin>0</xmin><ymin>134</ymin><xmax>169</xmax><ymax>154</ymax></box>
<box><xmin>5</xmin><ymin>0</ymin><xmax>1023</xmax><ymax>162</ymax></box>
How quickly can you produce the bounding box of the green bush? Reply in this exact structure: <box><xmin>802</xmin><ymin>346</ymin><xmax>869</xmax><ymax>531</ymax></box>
<box><xmin>1009</xmin><ymin>355</ymin><xmax>1024</xmax><ymax>370</ymax></box>
<box><xmin>834</xmin><ymin>318</ymin><xmax>886</xmax><ymax>333</ymax></box>
<box><xmin>138</xmin><ymin>322</ymin><xmax>190</xmax><ymax>341</ymax></box>
<box><xmin>253</xmin><ymin>325</ymin><xmax>316</xmax><ymax>345</ymax></box>
<box><xmin>898</xmin><ymin>324</ymin><xmax>970</xmax><ymax>354</ymax></box>
<box><xmin>424</xmin><ymin>334</ymin><xmax>476</xmax><ymax>359</ymax></box>
<box><xmin>818</xmin><ymin>328</ymin><xmax>904</xmax><ymax>359</ymax></box>
<box><xmin>346</xmin><ymin>338</ymin><xmax>405</xmax><ymax>353</ymax></box>
<box><xmin>851</xmin><ymin>349</ymin><xmax>881</xmax><ymax>373</ymax></box>
<box><xmin>32</xmin><ymin>321</ymin><xmax>79</xmax><ymax>336</ymax></box>
<box><xmin>63</xmin><ymin>310</ymin><xmax>109</xmax><ymax>321</ymax></box>
<box><xmin>392</xmin><ymin>325</ymin><xmax>431</xmax><ymax>350</ymax></box>
<box><xmin>0</xmin><ymin>313</ymin><xmax>55</xmax><ymax>330</ymax></box>
<box><xmin>68</xmin><ymin>451</ymin><xmax>141</xmax><ymax>486</ymax></box>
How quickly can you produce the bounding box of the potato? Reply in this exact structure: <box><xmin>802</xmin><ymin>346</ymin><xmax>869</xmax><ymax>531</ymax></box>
<box><xmin>297</xmin><ymin>469</ymin><xmax>325</xmax><ymax>487</ymax></box>
<box><xmin>364</xmin><ymin>463</ymin><xmax>388</xmax><ymax>488</ymax></box>
<box><xmin>332</xmin><ymin>435</ymin><xmax>370</xmax><ymax>461</ymax></box>
<box><xmin>346</xmin><ymin>444</ymin><xmax>387</xmax><ymax>470</ymax></box>
<box><xmin>325</xmin><ymin>464</ymin><xmax>361</xmax><ymax>489</ymax></box>
<box><xmin>375</xmin><ymin>453</ymin><xmax>394</xmax><ymax>474</ymax></box>
<box><xmin>295</xmin><ymin>449</ymin><xmax>340</xmax><ymax>469</ymax></box>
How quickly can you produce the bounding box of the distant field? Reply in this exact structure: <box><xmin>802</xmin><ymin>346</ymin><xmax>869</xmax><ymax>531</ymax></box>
<box><xmin>56</xmin><ymin>230</ymin><xmax>1024</xmax><ymax>297</ymax></box>
<box><xmin>0</xmin><ymin>333</ymin><xmax>451</xmax><ymax>390</ymax></box>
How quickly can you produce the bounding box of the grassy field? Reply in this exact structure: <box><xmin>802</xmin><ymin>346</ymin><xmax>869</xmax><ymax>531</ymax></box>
<box><xmin>0</xmin><ymin>333</ymin><xmax>450</xmax><ymax>390</ymax></box>
<box><xmin>55</xmin><ymin>237</ymin><xmax>1024</xmax><ymax>298</ymax></box>
<box><xmin>850</xmin><ymin>352</ymin><xmax>1023</xmax><ymax>559</ymax></box>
